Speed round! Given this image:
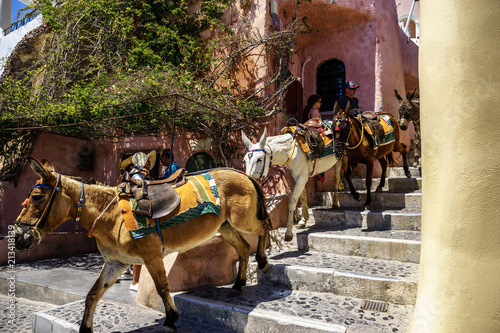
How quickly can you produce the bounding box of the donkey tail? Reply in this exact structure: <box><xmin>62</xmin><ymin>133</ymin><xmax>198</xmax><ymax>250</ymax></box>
<box><xmin>385</xmin><ymin>151</ymin><xmax>395</xmax><ymax>166</ymax></box>
<box><xmin>247</xmin><ymin>176</ymin><xmax>270</xmax><ymax>222</ymax></box>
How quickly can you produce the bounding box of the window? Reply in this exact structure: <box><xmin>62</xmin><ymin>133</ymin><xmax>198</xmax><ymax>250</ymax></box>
<box><xmin>399</xmin><ymin>15</ymin><xmax>420</xmax><ymax>45</ymax></box>
<box><xmin>185</xmin><ymin>152</ymin><xmax>216</xmax><ymax>172</ymax></box>
<box><xmin>316</xmin><ymin>60</ymin><xmax>345</xmax><ymax>112</ymax></box>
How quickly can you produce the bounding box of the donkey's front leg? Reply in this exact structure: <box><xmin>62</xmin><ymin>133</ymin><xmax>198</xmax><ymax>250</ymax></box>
<box><xmin>143</xmin><ymin>256</ymin><xmax>179</xmax><ymax>332</ymax></box>
<box><xmin>296</xmin><ymin>189</ymin><xmax>309</xmax><ymax>229</ymax></box>
<box><xmin>80</xmin><ymin>260</ymin><xmax>129</xmax><ymax>333</ymax></box>
<box><xmin>285</xmin><ymin>176</ymin><xmax>308</xmax><ymax>241</ymax></box>
<box><xmin>332</xmin><ymin>159</ymin><xmax>343</xmax><ymax>208</ymax></box>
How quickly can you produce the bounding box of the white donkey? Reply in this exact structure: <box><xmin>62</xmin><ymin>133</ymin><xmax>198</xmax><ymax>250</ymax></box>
<box><xmin>242</xmin><ymin>128</ymin><xmax>343</xmax><ymax>241</ymax></box>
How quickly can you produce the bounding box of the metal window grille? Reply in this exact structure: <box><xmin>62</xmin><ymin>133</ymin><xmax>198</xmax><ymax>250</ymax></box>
<box><xmin>316</xmin><ymin>60</ymin><xmax>345</xmax><ymax>112</ymax></box>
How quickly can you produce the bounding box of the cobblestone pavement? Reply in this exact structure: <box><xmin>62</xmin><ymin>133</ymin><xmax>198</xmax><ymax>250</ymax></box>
<box><xmin>0</xmin><ymin>295</ymin><xmax>56</xmax><ymax>333</ymax></box>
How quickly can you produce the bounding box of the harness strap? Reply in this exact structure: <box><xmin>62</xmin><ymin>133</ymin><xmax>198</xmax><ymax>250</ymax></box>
<box><xmin>283</xmin><ymin>134</ymin><xmax>297</xmax><ymax>166</ymax></box>
<box><xmin>75</xmin><ymin>181</ymin><xmax>84</xmax><ymax>224</ymax></box>
<box><xmin>348</xmin><ymin>118</ymin><xmax>364</xmax><ymax>149</ymax></box>
<box><xmin>155</xmin><ymin>218</ymin><xmax>164</xmax><ymax>245</ymax></box>
<box><xmin>34</xmin><ymin>173</ymin><xmax>61</xmax><ymax>231</ymax></box>
<box><xmin>309</xmin><ymin>157</ymin><xmax>318</xmax><ymax>177</ymax></box>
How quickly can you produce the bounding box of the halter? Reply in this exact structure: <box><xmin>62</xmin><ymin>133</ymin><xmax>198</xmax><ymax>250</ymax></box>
<box><xmin>14</xmin><ymin>174</ymin><xmax>84</xmax><ymax>242</ymax></box>
<box><xmin>246</xmin><ymin>143</ymin><xmax>273</xmax><ymax>180</ymax></box>
<box><xmin>333</xmin><ymin>117</ymin><xmax>353</xmax><ymax>156</ymax></box>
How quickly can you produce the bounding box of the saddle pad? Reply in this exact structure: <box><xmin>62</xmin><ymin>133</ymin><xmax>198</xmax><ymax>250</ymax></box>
<box><xmin>280</xmin><ymin>126</ymin><xmax>334</xmax><ymax>159</ymax></box>
<box><xmin>361</xmin><ymin>114</ymin><xmax>395</xmax><ymax>146</ymax></box>
<box><xmin>119</xmin><ymin>173</ymin><xmax>221</xmax><ymax>239</ymax></box>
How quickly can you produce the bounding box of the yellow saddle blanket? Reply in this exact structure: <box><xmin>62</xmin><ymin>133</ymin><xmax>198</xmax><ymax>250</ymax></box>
<box><xmin>360</xmin><ymin>113</ymin><xmax>395</xmax><ymax>146</ymax></box>
<box><xmin>280</xmin><ymin>126</ymin><xmax>333</xmax><ymax>158</ymax></box>
<box><xmin>119</xmin><ymin>173</ymin><xmax>220</xmax><ymax>239</ymax></box>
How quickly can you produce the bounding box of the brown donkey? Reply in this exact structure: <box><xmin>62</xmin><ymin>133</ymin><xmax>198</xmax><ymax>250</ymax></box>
<box><xmin>334</xmin><ymin>104</ymin><xmax>411</xmax><ymax>209</ymax></box>
<box><xmin>13</xmin><ymin>157</ymin><xmax>270</xmax><ymax>333</ymax></box>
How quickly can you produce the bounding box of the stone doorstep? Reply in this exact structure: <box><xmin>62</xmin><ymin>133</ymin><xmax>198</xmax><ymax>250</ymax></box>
<box><xmin>315</xmin><ymin>191</ymin><xmax>422</xmax><ymax>210</ymax></box>
<box><xmin>301</xmin><ymin>232</ymin><xmax>421</xmax><ymax>263</ymax></box>
<box><xmin>299</xmin><ymin>208</ymin><xmax>421</xmax><ymax>231</ymax></box>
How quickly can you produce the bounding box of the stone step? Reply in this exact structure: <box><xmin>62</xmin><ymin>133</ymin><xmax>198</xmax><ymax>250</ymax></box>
<box><xmin>388</xmin><ymin>166</ymin><xmax>421</xmax><ymax>178</ymax></box>
<box><xmin>341</xmin><ymin>177</ymin><xmax>421</xmax><ymax>193</ymax></box>
<box><xmin>297</xmin><ymin>229</ymin><xmax>421</xmax><ymax>263</ymax></box>
<box><xmin>174</xmin><ymin>284</ymin><xmax>413</xmax><ymax>332</ymax></box>
<box><xmin>33</xmin><ymin>298</ymin><xmax>233</xmax><ymax>333</ymax></box>
<box><xmin>299</xmin><ymin>207</ymin><xmax>421</xmax><ymax>231</ymax></box>
<box><xmin>248</xmin><ymin>250</ymin><xmax>418</xmax><ymax>305</ymax></box>
<box><xmin>315</xmin><ymin>191</ymin><xmax>422</xmax><ymax>210</ymax></box>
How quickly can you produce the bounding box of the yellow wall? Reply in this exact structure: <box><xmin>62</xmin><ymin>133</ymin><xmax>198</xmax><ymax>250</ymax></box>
<box><xmin>408</xmin><ymin>1</ymin><xmax>500</xmax><ymax>332</ymax></box>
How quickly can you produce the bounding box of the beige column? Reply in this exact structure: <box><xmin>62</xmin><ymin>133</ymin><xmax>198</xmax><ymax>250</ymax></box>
<box><xmin>0</xmin><ymin>0</ymin><xmax>12</xmax><ymax>35</ymax></box>
<box><xmin>408</xmin><ymin>1</ymin><xmax>500</xmax><ymax>333</ymax></box>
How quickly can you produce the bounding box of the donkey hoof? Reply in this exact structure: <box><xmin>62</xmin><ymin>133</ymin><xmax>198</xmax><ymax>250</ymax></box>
<box><xmin>406</xmin><ymin>171</ymin><xmax>412</xmax><ymax>178</ymax></box>
<box><xmin>376</xmin><ymin>187</ymin><xmax>383</xmax><ymax>193</ymax></box>
<box><xmin>259</xmin><ymin>262</ymin><xmax>269</xmax><ymax>274</ymax></box>
<box><xmin>364</xmin><ymin>204</ymin><xmax>371</xmax><ymax>210</ymax></box>
<box><xmin>284</xmin><ymin>234</ymin><xmax>293</xmax><ymax>242</ymax></box>
<box><xmin>163</xmin><ymin>324</ymin><xmax>177</xmax><ymax>333</ymax></box>
<box><xmin>296</xmin><ymin>221</ymin><xmax>307</xmax><ymax>229</ymax></box>
<box><xmin>353</xmin><ymin>193</ymin><xmax>361</xmax><ymax>201</ymax></box>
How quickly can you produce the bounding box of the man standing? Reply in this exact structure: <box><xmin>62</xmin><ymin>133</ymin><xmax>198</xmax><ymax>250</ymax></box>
<box><xmin>337</xmin><ymin>80</ymin><xmax>359</xmax><ymax>113</ymax></box>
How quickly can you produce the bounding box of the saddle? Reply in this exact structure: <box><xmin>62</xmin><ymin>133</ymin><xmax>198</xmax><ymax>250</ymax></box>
<box><xmin>295</xmin><ymin>118</ymin><xmax>326</xmax><ymax>157</ymax></box>
<box><xmin>117</xmin><ymin>168</ymin><xmax>187</xmax><ymax>219</ymax></box>
<box><xmin>359</xmin><ymin>111</ymin><xmax>385</xmax><ymax>147</ymax></box>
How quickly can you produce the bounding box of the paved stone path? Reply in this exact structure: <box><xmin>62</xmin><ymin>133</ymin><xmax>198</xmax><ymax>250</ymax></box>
<box><xmin>0</xmin><ymin>294</ymin><xmax>56</xmax><ymax>333</ymax></box>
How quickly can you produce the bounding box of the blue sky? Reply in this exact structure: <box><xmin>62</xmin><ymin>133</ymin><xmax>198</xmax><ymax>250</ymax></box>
<box><xmin>12</xmin><ymin>0</ymin><xmax>28</xmax><ymax>23</ymax></box>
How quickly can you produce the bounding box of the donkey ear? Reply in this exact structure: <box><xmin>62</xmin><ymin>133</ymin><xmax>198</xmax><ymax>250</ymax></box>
<box><xmin>395</xmin><ymin>89</ymin><xmax>403</xmax><ymax>101</ymax></box>
<box><xmin>409</xmin><ymin>88</ymin><xmax>418</xmax><ymax>100</ymax></box>
<box><xmin>28</xmin><ymin>157</ymin><xmax>50</xmax><ymax>178</ymax></box>
<box><xmin>258</xmin><ymin>128</ymin><xmax>267</xmax><ymax>147</ymax></box>
<box><xmin>41</xmin><ymin>159</ymin><xmax>55</xmax><ymax>172</ymax></box>
<box><xmin>333</xmin><ymin>101</ymin><xmax>339</xmax><ymax>114</ymax></box>
<box><xmin>242</xmin><ymin>131</ymin><xmax>252</xmax><ymax>148</ymax></box>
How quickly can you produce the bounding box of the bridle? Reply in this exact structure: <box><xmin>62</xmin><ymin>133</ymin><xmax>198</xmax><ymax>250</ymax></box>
<box><xmin>333</xmin><ymin>116</ymin><xmax>353</xmax><ymax>156</ymax></box>
<box><xmin>14</xmin><ymin>173</ymin><xmax>84</xmax><ymax>244</ymax></box>
<box><xmin>245</xmin><ymin>143</ymin><xmax>273</xmax><ymax>180</ymax></box>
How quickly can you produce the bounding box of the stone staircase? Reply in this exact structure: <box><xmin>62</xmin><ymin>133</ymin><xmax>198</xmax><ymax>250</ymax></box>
<box><xmin>170</xmin><ymin>166</ymin><xmax>421</xmax><ymax>332</ymax></box>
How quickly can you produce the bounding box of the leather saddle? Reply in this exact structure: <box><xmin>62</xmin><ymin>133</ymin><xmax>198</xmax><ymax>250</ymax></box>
<box><xmin>359</xmin><ymin>111</ymin><xmax>385</xmax><ymax>146</ymax></box>
<box><xmin>295</xmin><ymin>118</ymin><xmax>328</xmax><ymax>157</ymax></box>
<box><xmin>117</xmin><ymin>168</ymin><xmax>188</xmax><ymax>219</ymax></box>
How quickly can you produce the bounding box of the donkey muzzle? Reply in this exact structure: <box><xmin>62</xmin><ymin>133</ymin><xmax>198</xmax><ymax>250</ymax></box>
<box><xmin>13</xmin><ymin>224</ymin><xmax>40</xmax><ymax>251</ymax></box>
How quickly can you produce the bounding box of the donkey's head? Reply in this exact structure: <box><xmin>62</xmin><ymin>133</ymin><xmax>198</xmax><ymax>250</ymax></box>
<box><xmin>242</xmin><ymin>128</ymin><xmax>271</xmax><ymax>180</ymax></box>
<box><xmin>395</xmin><ymin>89</ymin><xmax>419</xmax><ymax>130</ymax></box>
<box><xmin>13</xmin><ymin>157</ymin><xmax>73</xmax><ymax>251</ymax></box>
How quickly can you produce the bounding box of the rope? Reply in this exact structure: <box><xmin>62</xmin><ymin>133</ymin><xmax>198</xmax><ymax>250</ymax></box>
<box><xmin>88</xmin><ymin>190</ymin><xmax>118</xmax><ymax>238</ymax></box>
<box><xmin>283</xmin><ymin>136</ymin><xmax>297</xmax><ymax>166</ymax></box>
<box><xmin>348</xmin><ymin>118</ymin><xmax>364</xmax><ymax>149</ymax></box>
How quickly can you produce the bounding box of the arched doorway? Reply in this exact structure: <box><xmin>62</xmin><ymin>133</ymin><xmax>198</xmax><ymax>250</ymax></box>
<box><xmin>316</xmin><ymin>59</ymin><xmax>345</xmax><ymax>114</ymax></box>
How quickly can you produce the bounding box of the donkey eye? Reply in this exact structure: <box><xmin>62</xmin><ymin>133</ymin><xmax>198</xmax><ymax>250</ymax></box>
<box><xmin>31</xmin><ymin>195</ymin><xmax>44</xmax><ymax>202</ymax></box>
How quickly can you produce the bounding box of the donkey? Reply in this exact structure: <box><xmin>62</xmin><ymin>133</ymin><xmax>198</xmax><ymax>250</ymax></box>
<box><xmin>395</xmin><ymin>89</ymin><xmax>421</xmax><ymax>166</ymax></box>
<box><xmin>12</xmin><ymin>157</ymin><xmax>270</xmax><ymax>333</ymax></box>
<box><xmin>334</xmin><ymin>104</ymin><xmax>411</xmax><ymax>209</ymax></box>
<box><xmin>242</xmin><ymin>128</ymin><xmax>342</xmax><ymax>242</ymax></box>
